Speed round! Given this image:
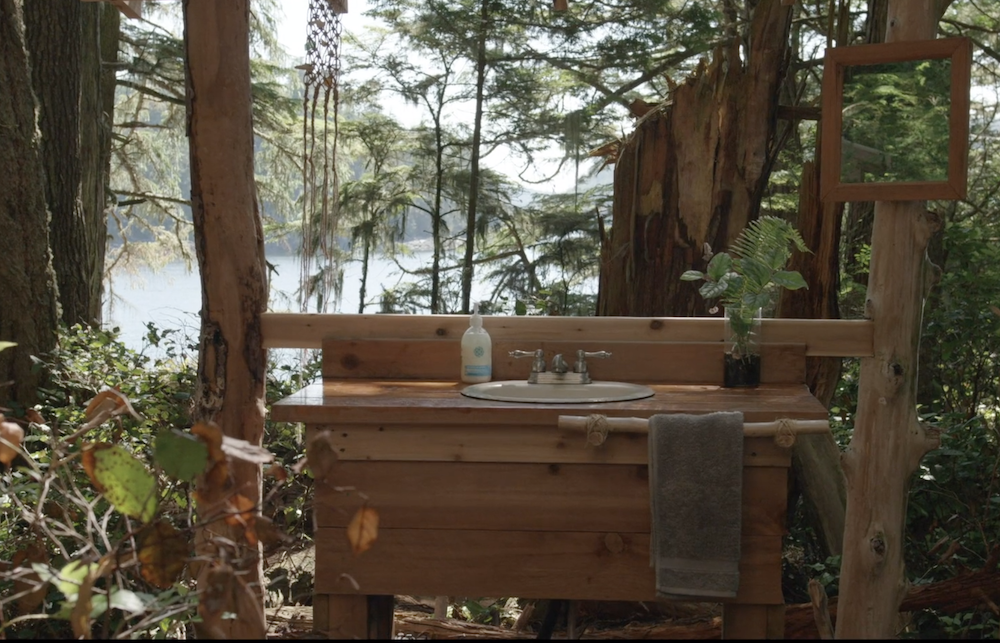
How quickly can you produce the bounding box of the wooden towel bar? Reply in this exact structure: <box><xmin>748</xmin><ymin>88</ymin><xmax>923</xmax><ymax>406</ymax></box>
<box><xmin>557</xmin><ymin>415</ymin><xmax>831</xmax><ymax>447</ymax></box>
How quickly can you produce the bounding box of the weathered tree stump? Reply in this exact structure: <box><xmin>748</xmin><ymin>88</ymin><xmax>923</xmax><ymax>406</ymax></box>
<box><xmin>597</xmin><ymin>0</ymin><xmax>791</xmax><ymax>317</ymax></box>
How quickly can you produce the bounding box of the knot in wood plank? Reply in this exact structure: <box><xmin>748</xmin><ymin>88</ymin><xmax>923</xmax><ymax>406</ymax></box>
<box><xmin>604</xmin><ymin>533</ymin><xmax>625</xmax><ymax>554</ymax></box>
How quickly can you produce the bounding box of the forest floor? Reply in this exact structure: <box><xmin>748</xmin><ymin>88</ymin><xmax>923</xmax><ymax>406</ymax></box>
<box><xmin>260</xmin><ymin>546</ymin><xmax>725</xmax><ymax>640</ymax></box>
<box><xmin>265</xmin><ymin>599</ymin><xmax>723</xmax><ymax>640</ymax></box>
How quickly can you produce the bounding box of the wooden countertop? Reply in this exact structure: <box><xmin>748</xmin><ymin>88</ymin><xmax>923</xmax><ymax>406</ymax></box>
<box><xmin>270</xmin><ymin>380</ymin><xmax>828</xmax><ymax>426</ymax></box>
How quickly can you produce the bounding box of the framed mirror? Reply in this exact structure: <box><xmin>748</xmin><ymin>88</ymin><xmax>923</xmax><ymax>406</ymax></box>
<box><xmin>819</xmin><ymin>37</ymin><xmax>971</xmax><ymax>202</ymax></box>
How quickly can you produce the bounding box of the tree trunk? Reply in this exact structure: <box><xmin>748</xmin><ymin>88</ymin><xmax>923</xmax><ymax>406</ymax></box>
<box><xmin>836</xmin><ymin>5</ymin><xmax>945</xmax><ymax>637</ymax></box>
<box><xmin>461</xmin><ymin>0</ymin><xmax>489</xmax><ymax>315</ymax></box>
<box><xmin>778</xmin><ymin>161</ymin><xmax>848</xmax><ymax>558</ymax></box>
<box><xmin>597</xmin><ymin>0</ymin><xmax>792</xmax><ymax>316</ymax></box>
<box><xmin>183</xmin><ymin>0</ymin><xmax>268</xmax><ymax>638</ymax></box>
<box><xmin>431</xmin><ymin>116</ymin><xmax>445</xmax><ymax>313</ymax></box>
<box><xmin>359</xmin><ymin>232</ymin><xmax>371</xmax><ymax>314</ymax></box>
<box><xmin>0</xmin><ymin>0</ymin><xmax>61</xmax><ymax>410</ymax></box>
<box><xmin>78</xmin><ymin>1</ymin><xmax>119</xmax><ymax>325</ymax></box>
<box><xmin>22</xmin><ymin>0</ymin><xmax>102</xmax><ymax>327</ymax></box>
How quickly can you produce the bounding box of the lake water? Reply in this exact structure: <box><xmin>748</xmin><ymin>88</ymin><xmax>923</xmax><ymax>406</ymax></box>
<box><xmin>103</xmin><ymin>252</ymin><xmax>459</xmax><ymax>350</ymax></box>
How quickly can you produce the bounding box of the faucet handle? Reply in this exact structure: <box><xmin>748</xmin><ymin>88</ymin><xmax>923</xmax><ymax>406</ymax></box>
<box><xmin>509</xmin><ymin>349</ymin><xmax>546</xmax><ymax>373</ymax></box>
<box><xmin>574</xmin><ymin>350</ymin><xmax>612</xmax><ymax>373</ymax></box>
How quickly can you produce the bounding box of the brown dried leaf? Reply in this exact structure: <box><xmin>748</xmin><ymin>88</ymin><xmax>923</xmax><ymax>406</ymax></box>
<box><xmin>82</xmin><ymin>386</ymin><xmax>143</xmax><ymax>430</ymax></box>
<box><xmin>220</xmin><ymin>435</ymin><xmax>274</xmax><ymax>464</ymax></box>
<box><xmin>193</xmin><ymin>459</ymin><xmax>230</xmax><ymax>512</ymax></box>
<box><xmin>70</xmin><ymin>574</ymin><xmax>95</xmax><ymax>640</ymax></box>
<box><xmin>232</xmin><ymin>571</ymin><xmax>266</xmax><ymax>633</ymax></box>
<box><xmin>69</xmin><ymin>556</ymin><xmax>115</xmax><ymax>640</ymax></box>
<box><xmin>12</xmin><ymin>542</ymin><xmax>47</xmax><ymax>614</ymax></box>
<box><xmin>194</xmin><ymin>562</ymin><xmax>265</xmax><ymax>639</ymax></box>
<box><xmin>223</xmin><ymin>494</ymin><xmax>255</xmax><ymax>526</ymax></box>
<box><xmin>25</xmin><ymin>409</ymin><xmax>44</xmax><ymax>425</ymax></box>
<box><xmin>266</xmin><ymin>464</ymin><xmax>288</xmax><ymax>482</ymax></box>
<box><xmin>43</xmin><ymin>501</ymin><xmax>65</xmax><ymax>521</ymax></box>
<box><xmin>254</xmin><ymin>515</ymin><xmax>292</xmax><ymax>548</ymax></box>
<box><xmin>290</xmin><ymin>455</ymin><xmax>309</xmax><ymax>475</ymax></box>
<box><xmin>0</xmin><ymin>417</ymin><xmax>25</xmax><ymax>466</ymax></box>
<box><xmin>223</xmin><ymin>494</ymin><xmax>258</xmax><ymax>547</ymax></box>
<box><xmin>80</xmin><ymin>443</ymin><xmax>113</xmax><ymax>492</ymax></box>
<box><xmin>82</xmin><ymin>394</ymin><xmax>118</xmax><ymax>429</ymax></box>
<box><xmin>137</xmin><ymin>520</ymin><xmax>189</xmax><ymax>589</ymax></box>
<box><xmin>191</xmin><ymin>421</ymin><xmax>225</xmax><ymax>464</ymax></box>
<box><xmin>196</xmin><ymin>563</ymin><xmax>234</xmax><ymax>640</ymax></box>
<box><xmin>346</xmin><ymin>506</ymin><xmax>379</xmax><ymax>555</ymax></box>
<box><xmin>306</xmin><ymin>430</ymin><xmax>338</xmax><ymax>481</ymax></box>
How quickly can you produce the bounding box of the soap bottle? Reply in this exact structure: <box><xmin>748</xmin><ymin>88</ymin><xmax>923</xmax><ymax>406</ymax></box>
<box><xmin>461</xmin><ymin>302</ymin><xmax>492</xmax><ymax>383</ymax></box>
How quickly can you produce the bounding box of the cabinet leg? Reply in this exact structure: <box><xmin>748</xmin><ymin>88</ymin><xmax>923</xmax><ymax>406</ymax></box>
<box><xmin>313</xmin><ymin>594</ymin><xmax>395</xmax><ymax>639</ymax></box>
<box><xmin>368</xmin><ymin>595</ymin><xmax>395</xmax><ymax>639</ymax></box>
<box><xmin>722</xmin><ymin>603</ymin><xmax>785</xmax><ymax>639</ymax></box>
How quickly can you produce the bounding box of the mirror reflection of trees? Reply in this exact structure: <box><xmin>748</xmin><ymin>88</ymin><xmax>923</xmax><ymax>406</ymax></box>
<box><xmin>840</xmin><ymin>58</ymin><xmax>952</xmax><ymax>183</ymax></box>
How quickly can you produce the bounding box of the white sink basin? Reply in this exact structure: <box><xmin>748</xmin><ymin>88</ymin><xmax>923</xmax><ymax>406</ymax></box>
<box><xmin>461</xmin><ymin>380</ymin><xmax>655</xmax><ymax>404</ymax></box>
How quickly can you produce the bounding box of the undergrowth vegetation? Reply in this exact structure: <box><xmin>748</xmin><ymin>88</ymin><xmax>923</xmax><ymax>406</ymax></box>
<box><xmin>0</xmin><ymin>324</ymin><xmax>321</xmax><ymax>638</ymax></box>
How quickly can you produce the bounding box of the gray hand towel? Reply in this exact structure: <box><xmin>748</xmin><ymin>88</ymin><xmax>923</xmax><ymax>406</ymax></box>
<box><xmin>648</xmin><ymin>411</ymin><xmax>744</xmax><ymax>599</ymax></box>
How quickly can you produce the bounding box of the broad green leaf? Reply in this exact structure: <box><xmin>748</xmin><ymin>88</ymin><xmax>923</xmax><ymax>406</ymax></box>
<box><xmin>86</xmin><ymin>445</ymin><xmax>158</xmax><ymax>522</ymax></box>
<box><xmin>54</xmin><ymin>589</ymin><xmax>147</xmax><ymax>621</ymax></box>
<box><xmin>706</xmin><ymin>253</ymin><xmax>732</xmax><ymax>281</ymax></box>
<box><xmin>699</xmin><ymin>278</ymin><xmax>729</xmax><ymax>300</ymax></box>
<box><xmin>680</xmin><ymin>270</ymin><xmax>705</xmax><ymax>282</ymax></box>
<box><xmin>31</xmin><ymin>562</ymin><xmax>55</xmax><ymax>584</ymax></box>
<box><xmin>154</xmin><ymin>429</ymin><xmax>208</xmax><ymax>483</ymax></box>
<box><xmin>56</xmin><ymin>561</ymin><xmax>98</xmax><ymax>597</ymax></box>
<box><xmin>514</xmin><ymin>300</ymin><xmax>527</xmax><ymax>316</ymax></box>
<box><xmin>0</xmin><ymin>341</ymin><xmax>16</xmax><ymax>353</ymax></box>
<box><xmin>772</xmin><ymin>270</ymin><xmax>808</xmax><ymax>290</ymax></box>
<box><xmin>108</xmin><ymin>587</ymin><xmax>149</xmax><ymax>615</ymax></box>
<box><xmin>743</xmin><ymin>292</ymin><xmax>772</xmax><ymax>312</ymax></box>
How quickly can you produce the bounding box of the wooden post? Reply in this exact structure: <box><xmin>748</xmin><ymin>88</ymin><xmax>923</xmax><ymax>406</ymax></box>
<box><xmin>835</xmin><ymin>0</ymin><xmax>945</xmax><ymax>637</ymax></box>
<box><xmin>183</xmin><ymin>0</ymin><xmax>268</xmax><ymax>638</ymax></box>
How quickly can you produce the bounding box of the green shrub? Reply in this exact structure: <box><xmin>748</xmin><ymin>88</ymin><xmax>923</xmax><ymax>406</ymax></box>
<box><xmin>1</xmin><ymin>323</ymin><xmax>321</xmax><ymax>638</ymax></box>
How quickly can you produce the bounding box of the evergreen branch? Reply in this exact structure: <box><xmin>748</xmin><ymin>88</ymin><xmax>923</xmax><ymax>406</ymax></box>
<box><xmin>114</xmin><ymin>191</ymin><xmax>191</xmax><ymax>208</ymax></box>
<box><xmin>116</xmin><ymin>79</ymin><xmax>184</xmax><ymax>106</ymax></box>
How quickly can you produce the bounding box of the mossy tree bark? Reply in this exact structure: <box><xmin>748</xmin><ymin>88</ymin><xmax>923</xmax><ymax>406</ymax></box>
<box><xmin>78</xmin><ymin>1</ymin><xmax>119</xmax><ymax>324</ymax></box>
<box><xmin>596</xmin><ymin>0</ymin><xmax>792</xmax><ymax>317</ymax></box>
<box><xmin>22</xmin><ymin>0</ymin><xmax>108</xmax><ymax>326</ymax></box>
<box><xmin>184</xmin><ymin>0</ymin><xmax>268</xmax><ymax>637</ymax></box>
<box><xmin>0</xmin><ymin>0</ymin><xmax>61</xmax><ymax>410</ymax></box>
<box><xmin>836</xmin><ymin>1</ymin><xmax>951</xmax><ymax>637</ymax></box>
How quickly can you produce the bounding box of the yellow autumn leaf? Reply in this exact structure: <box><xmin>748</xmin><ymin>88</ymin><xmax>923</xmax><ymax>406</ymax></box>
<box><xmin>346</xmin><ymin>506</ymin><xmax>379</xmax><ymax>555</ymax></box>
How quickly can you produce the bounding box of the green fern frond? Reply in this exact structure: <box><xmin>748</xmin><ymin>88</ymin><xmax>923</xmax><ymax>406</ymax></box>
<box><xmin>729</xmin><ymin>216</ymin><xmax>809</xmax><ymax>270</ymax></box>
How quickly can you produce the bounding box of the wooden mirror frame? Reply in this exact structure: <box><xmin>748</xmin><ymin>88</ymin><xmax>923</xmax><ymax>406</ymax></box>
<box><xmin>820</xmin><ymin>36</ymin><xmax>971</xmax><ymax>202</ymax></box>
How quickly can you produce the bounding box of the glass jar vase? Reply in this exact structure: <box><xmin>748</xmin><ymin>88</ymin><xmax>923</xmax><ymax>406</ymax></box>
<box><xmin>723</xmin><ymin>307</ymin><xmax>762</xmax><ymax>388</ymax></box>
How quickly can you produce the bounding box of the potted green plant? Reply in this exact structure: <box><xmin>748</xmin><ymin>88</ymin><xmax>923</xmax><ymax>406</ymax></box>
<box><xmin>681</xmin><ymin>216</ymin><xmax>810</xmax><ymax>387</ymax></box>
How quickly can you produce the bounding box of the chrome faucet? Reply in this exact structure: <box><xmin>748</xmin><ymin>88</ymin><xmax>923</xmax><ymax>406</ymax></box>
<box><xmin>509</xmin><ymin>348</ymin><xmax>612</xmax><ymax>384</ymax></box>
<box><xmin>574</xmin><ymin>350</ymin><xmax>611</xmax><ymax>380</ymax></box>
<box><xmin>509</xmin><ymin>349</ymin><xmax>546</xmax><ymax>374</ymax></box>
